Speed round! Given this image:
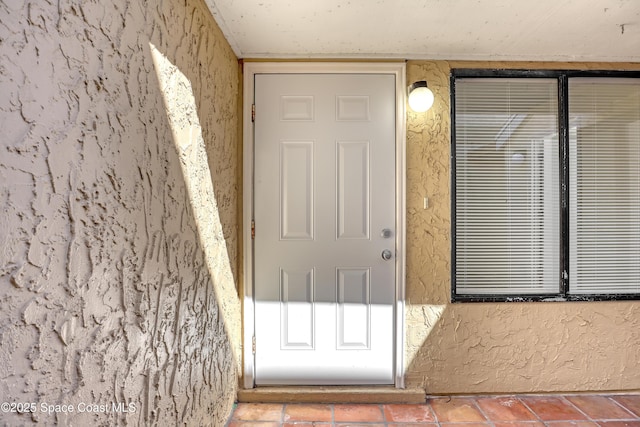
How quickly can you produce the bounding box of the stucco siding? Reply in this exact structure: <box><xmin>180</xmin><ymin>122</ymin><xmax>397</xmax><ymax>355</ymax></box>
<box><xmin>405</xmin><ymin>60</ymin><xmax>640</xmax><ymax>394</ymax></box>
<box><xmin>0</xmin><ymin>0</ymin><xmax>240</xmax><ymax>425</ymax></box>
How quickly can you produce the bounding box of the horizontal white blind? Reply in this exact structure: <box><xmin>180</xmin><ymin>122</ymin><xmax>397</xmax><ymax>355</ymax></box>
<box><xmin>455</xmin><ymin>78</ymin><xmax>560</xmax><ymax>295</ymax></box>
<box><xmin>569</xmin><ymin>78</ymin><xmax>640</xmax><ymax>295</ymax></box>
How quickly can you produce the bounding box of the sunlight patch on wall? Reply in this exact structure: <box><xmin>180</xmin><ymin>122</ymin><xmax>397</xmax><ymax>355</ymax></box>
<box><xmin>405</xmin><ymin>304</ymin><xmax>446</xmax><ymax>369</ymax></box>
<box><xmin>149</xmin><ymin>42</ymin><xmax>240</xmax><ymax>369</ymax></box>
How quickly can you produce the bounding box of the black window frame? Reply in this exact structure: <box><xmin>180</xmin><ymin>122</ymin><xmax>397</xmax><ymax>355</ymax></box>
<box><xmin>451</xmin><ymin>68</ymin><xmax>640</xmax><ymax>303</ymax></box>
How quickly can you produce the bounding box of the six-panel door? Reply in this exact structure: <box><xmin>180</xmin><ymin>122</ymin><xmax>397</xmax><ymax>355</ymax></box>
<box><xmin>253</xmin><ymin>73</ymin><xmax>396</xmax><ymax>385</ymax></box>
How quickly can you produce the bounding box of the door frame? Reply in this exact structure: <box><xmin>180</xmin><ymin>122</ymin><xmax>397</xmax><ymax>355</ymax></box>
<box><xmin>242</xmin><ymin>62</ymin><xmax>407</xmax><ymax>389</ymax></box>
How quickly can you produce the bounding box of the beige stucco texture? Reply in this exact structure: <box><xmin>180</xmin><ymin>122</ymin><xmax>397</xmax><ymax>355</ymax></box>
<box><xmin>405</xmin><ymin>60</ymin><xmax>640</xmax><ymax>394</ymax></box>
<box><xmin>1</xmin><ymin>0</ymin><xmax>241</xmax><ymax>425</ymax></box>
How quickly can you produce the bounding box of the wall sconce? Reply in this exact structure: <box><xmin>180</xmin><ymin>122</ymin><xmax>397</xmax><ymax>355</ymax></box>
<box><xmin>408</xmin><ymin>81</ymin><xmax>434</xmax><ymax>112</ymax></box>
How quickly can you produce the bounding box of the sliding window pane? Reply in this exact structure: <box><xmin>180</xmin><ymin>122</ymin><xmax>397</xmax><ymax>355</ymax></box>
<box><xmin>569</xmin><ymin>78</ymin><xmax>640</xmax><ymax>295</ymax></box>
<box><xmin>454</xmin><ymin>78</ymin><xmax>560</xmax><ymax>295</ymax></box>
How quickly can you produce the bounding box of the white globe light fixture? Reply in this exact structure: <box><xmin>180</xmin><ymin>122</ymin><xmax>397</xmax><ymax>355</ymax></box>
<box><xmin>408</xmin><ymin>81</ymin><xmax>434</xmax><ymax>113</ymax></box>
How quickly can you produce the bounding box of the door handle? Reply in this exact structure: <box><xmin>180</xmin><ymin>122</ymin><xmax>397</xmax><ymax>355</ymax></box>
<box><xmin>381</xmin><ymin>249</ymin><xmax>393</xmax><ymax>261</ymax></box>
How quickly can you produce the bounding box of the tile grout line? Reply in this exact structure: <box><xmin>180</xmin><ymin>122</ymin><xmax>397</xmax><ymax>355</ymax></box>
<box><xmin>606</xmin><ymin>395</ymin><xmax>640</xmax><ymax>420</ymax></box>
<box><xmin>379</xmin><ymin>403</ymin><xmax>390</xmax><ymax>427</ymax></box>
<box><xmin>428</xmin><ymin>398</ymin><xmax>441</xmax><ymax>426</ymax></box>
<box><xmin>331</xmin><ymin>403</ymin><xmax>334</xmax><ymax>426</ymax></box>
<box><xmin>560</xmin><ymin>395</ymin><xmax>596</xmax><ymax>422</ymax></box>
<box><xmin>516</xmin><ymin>396</ymin><xmax>548</xmax><ymax>425</ymax></box>
<box><xmin>469</xmin><ymin>396</ymin><xmax>497</xmax><ymax>427</ymax></box>
<box><xmin>281</xmin><ymin>402</ymin><xmax>286</xmax><ymax>425</ymax></box>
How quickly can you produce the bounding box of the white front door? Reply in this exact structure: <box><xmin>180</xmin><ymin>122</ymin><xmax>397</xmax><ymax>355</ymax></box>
<box><xmin>253</xmin><ymin>73</ymin><xmax>397</xmax><ymax>385</ymax></box>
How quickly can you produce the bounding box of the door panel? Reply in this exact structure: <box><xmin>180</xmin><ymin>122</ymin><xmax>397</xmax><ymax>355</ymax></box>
<box><xmin>253</xmin><ymin>73</ymin><xmax>396</xmax><ymax>385</ymax></box>
<box><xmin>280</xmin><ymin>268</ymin><xmax>314</xmax><ymax>348</ymax></box>
<box><xmin>337</xmin><ymin>267</ymin><xmax>371</xmax><ymax>349</ymax></box>
<box><xmin>337</xmin><ymin>141</ymin><xmax>370</xmax><ymax>239</ymax></box>
<box><xmin>280</xmin><ymin>141</ymin><xmax>314</xmax><ymax>240</ymax></box>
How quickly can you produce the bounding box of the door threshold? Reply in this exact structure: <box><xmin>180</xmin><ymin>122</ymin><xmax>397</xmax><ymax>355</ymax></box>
<box><xmin>237</xmin><ymin>386</ymin><xmax>426</xmax><ymax>404</ymax></box>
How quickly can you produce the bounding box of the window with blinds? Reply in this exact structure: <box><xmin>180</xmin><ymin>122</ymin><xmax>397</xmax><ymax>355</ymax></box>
<box><xmin>454</xmin><ymin>78</ymin><xmax>560</xmax><ymax>295</ymax></box>
<box><xmin>569</xmin><ymin>78</ymin><xmax>640</xmax><ymax>295</ymax></box>
<box><xmin>452</xmin><ymin>70</ymin><xmax>640</xmax><ymax>301</ymax></box>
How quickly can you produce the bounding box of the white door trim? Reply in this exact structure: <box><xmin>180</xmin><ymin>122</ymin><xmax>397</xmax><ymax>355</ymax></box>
<box><xmin>242</xmin><ymin>62</ymin><xmax>407</xmax><ymax>389</ymax></box>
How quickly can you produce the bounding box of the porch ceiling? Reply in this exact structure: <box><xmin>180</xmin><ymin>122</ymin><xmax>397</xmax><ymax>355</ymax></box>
<box><xmin>204</xmin><ymin>0</ymin><xmax>640</xmax><ymax>62</ymax></box>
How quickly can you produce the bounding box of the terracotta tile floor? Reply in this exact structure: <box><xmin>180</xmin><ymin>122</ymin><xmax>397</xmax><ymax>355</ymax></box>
<box><xmin>227</xmin><ymin>394</ymin><xmax>640</xmax><ymax>426</ymax></box>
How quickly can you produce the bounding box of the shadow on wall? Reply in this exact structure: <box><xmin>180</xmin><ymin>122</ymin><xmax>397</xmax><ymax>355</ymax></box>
<box><xmin>0</xmin><ymin>0</ymin><xmax>240</xmax><ymax>425</ymax></box>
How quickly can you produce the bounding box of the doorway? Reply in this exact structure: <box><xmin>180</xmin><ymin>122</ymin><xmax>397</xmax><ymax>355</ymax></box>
<box><xmin>242</xmin><ymin>62</ymin><xmax>407</xmax><ymax>388</ymax></box>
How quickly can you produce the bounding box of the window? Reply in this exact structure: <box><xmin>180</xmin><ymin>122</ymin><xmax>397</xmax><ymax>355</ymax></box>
<box><xmin>452</xmin><ymin>70</ymin><xmax>640</xmax><ymax>301</ymax></box>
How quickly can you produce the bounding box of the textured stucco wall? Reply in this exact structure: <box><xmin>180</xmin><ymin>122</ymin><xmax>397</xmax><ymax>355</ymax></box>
<box><xmin>0</xmin><ymin>0</ymin><xmax>241</xmax><ymax>425</ymax></box>
<box><xmin>405</xmin><ymin>60</ymin><xmax>640</xmax><ymax>394</ymax></box>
